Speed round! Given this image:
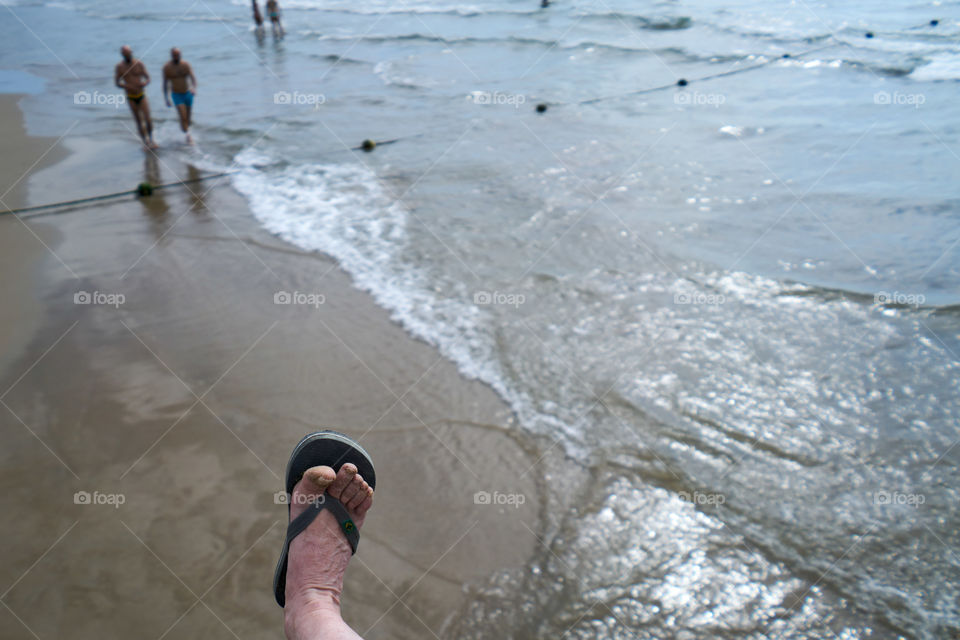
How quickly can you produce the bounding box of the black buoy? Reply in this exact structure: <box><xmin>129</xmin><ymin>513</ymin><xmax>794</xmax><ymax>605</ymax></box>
<box><xmin>782</xmin><ymin>53</ymin><xmax>791</xmax><ymax>59</ymax></box>
<box><xmin>136</xmin><ymin>182</ymin><xmax>154</xmax><ymax>197</ymax></box>
<box><xmin>536</xmin><ymin>103</ymin><xmax>548</xmax><ymax>113</ymax></box>
<box><xmin>361</xmin><ymin>139</ymin><xmax>376</xmax><ymax>152</ymax></box>
<box><xmin>677</xmin><ymin>78</ymin><xmax>688</xmax><ymax>87</ymax></box>
<box><xmin>865</xmin><ymin>31</ymin><xmax>874</xmax><ymax>38</ymax></box>
<box><xmin>930</xmin><ymin>19</ymin><xmax>939</xmax><ymax>27</ymax></box>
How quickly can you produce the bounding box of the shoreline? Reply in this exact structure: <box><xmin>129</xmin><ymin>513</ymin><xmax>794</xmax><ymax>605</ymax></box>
<box><xmin>0</xmin><ymin>95</ymin><xmax>563</xmax><ymax>639</ymax></box>
<box><xmin>0</xmin><ymin>94</ymin><xmax>67</xmax><ymax>375</ymax></box>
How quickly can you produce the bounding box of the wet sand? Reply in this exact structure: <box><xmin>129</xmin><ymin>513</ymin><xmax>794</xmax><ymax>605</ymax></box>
<box><xmin>0</xmin><ymin>94</ymin><xmax>66</xmax><ymax>374</ymax></box>
<box><xmin>0</xmin><ymin>97</ymin><xmax>572</xmax><ymax>639</ymax></box>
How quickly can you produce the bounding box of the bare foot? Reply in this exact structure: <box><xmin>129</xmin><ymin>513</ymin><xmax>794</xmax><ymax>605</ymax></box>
<box><xmin>185</xmin><ymin>133</ymin><xmax>194</xmax><ymax>145</ymax></box>
<box><xmin>283</xmin><ymin>463</ymin><xmax>374</xmax><ymax>640</ymax></box>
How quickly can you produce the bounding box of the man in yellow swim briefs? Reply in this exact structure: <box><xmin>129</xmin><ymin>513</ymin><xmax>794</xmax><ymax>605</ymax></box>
<box><xmin>115</xmin><ymin>45</ymin><xmax>158</xmax><ymax>149</ymax></box>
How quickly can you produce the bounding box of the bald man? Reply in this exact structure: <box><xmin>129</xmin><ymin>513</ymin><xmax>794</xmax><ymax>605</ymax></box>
<box><xmin>115</xmin><ymin>45</ymin><xmax>158</xmax><ymax>149</ymax></box>
<box><xmin>162</xmin><ymin>47</ymin><xmax>197</xmax><ymax>144</ymax></box>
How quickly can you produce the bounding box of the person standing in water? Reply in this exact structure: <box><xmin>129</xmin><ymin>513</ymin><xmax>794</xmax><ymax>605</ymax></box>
<box><xmin>266</xmin><ymin>0</ymin><xmax>285</xmax><ymax>38</ymax></box>
<box><xmin>115</xmin><ymin>45</ymin><xmax>158</xmax><ymax>149</ymax></box>
<box><xmin>252</xmin><ymin>0</ymin><xmax>265</xmax><ymax>35</ymax></box>
<box><xmin>162</xmin><ymin>47</ymin><xmax>198</xmax><ymax>144</ymax></box>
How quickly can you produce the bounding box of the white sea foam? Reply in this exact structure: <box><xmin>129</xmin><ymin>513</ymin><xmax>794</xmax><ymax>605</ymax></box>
<box><xmin>230</xmin><ymin>149</ymin><xmax>583</xmax><ymax>448</ymax></box>
<box><xmin>228</xmin><ymin>146</ymin><xmax>902</xmax><ymax>468</ymax></box>
<box><xmin>911</xmin><ymin>52</ymin><xmax>960</xmax><ymax>80</ymax></box>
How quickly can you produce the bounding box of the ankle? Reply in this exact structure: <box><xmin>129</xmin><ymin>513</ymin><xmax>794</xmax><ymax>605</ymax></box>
<box><xmin>288</xmin><ymin>587</ymin><xmax>343</xmax><ymax>617</ymax></box>
<box><xmin>284</xmin><ymin>589</ymin><xmax>343</xmax><ymax>640</ymax></box>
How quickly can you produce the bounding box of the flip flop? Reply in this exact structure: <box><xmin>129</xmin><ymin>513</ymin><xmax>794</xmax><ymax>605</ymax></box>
<box><xmin>273</xmin><ymin>430</ymin><xmax>376</xmax><ymax>608</ymax></box>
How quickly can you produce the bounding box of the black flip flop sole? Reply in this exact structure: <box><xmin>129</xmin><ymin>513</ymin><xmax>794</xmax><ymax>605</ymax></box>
<box><xmin>273</xmin><ymin>430</ymin><xmax>376</xmax><ymax>607</ymax></box>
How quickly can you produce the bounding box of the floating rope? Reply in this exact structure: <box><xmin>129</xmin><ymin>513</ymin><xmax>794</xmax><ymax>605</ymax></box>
<box><xmin>1</xmin><ymin>133</ymin><xmax>419</xmax><ymax>217</ymax></box>
<box><xmin>352</xmin><ymin>134</ymin><xmax>421</xmax><ymax>152</ymax></box>
<box><xmin>0</xmin><ymin>170</ymin><xmax>240</xmax><ymax>217</ymax></box>
<box><xmin>570</xmin><ymin>40</ymin><xmax>841</xmax><ymax>107</ymax></box>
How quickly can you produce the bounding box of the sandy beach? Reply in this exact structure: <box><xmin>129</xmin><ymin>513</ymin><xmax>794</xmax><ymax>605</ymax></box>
<box><xmin>0</xmin><ymin>95</ymin><xmax>66</xmax><ymax>375</ymax></box>
<box><xmin>0</xmin><ymin>94</ymin><xmax>572</xmax><ymax>639</ymax></box>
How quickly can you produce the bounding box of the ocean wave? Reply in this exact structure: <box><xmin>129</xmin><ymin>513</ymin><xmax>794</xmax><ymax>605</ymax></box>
<box><xmin>763</xmin><ymin>51</ymin><xmax>917</xmax><ymax>78</ymax></box>
<box><xmin>763</xmin><ymin>280</ymin><xmax>957</xmax><ymax>315</ymax></box>
<box><xmin>372</xmin><ymin>61</ymin><xmax>435</xmax><ymax>90</ymax></box>
<box><xmin>305</xmin><ymin>52</ymin><xmax>367</xmax><ymax>66</ymax></box>
<box><xmin>231</xmin><ymin>0</ymin><xmax>480</xmax><ymax>13</ymax></box>
<box><xmin>315</xmin><ymin>31</ymin><xmax>697</xmax><ymax>58</ymax></box>
<box><xmin>228</xmin><ymin>150</ymin><xmax>588</xmax><ymax>451</ymax></box>
<box><xmin>707</xmin><ymin>21</ymin><xmax>835</xmax><ymax>45</ymax></box>
<box><xmin>847</xmin><ymin>60</ymin><xmax>917</xmax><ymax>76</ymax></box>
<box><xmin>233</xmin><ymin>0</ymin><xmax>695</xmax><ymax>25</ymax></box>
<box><xmin>99</xmin><ymin>13</ymin><xmax>241</xmax><ymax>22</ymax></box>
<box><xmin>575</xmin><ymin>12</ymin><xmax>693</xmax><ymax>30</ymax></box>
<box><xmin>304</xmin><ymin>5</ymin><xmax>524</xmax><ymax>18</ymax></box>
<box><xmin>307</xmin><ymin>31</ymin><xmax>872</xmax><ymax>73</ymax></box>
<box><xmin>315</xmin><ymin>32</ymin><xmax>536</xmax><ymax>46</ymax></box>
<box><xmin>911</xmin><ymin>52</ymin><xmax>960</xmax><ymax>80</ymax></box>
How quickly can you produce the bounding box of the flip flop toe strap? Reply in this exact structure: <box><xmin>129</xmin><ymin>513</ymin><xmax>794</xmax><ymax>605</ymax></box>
<box><xmin>286</xmin><ymin>496</ymin><xmax>359</xmax><ymax>554</ymax></box>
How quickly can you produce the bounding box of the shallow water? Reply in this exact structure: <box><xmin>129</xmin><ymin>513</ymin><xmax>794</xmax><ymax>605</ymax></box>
<box><xmin>3</xmin><ymin>0</ymin><xmax>959</xmax><ymax>637</ymax></box>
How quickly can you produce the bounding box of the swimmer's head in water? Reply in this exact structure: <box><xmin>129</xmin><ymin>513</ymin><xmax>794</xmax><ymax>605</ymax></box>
<box><xmin>121</xmin><ymin>45</ymin><xmax>133</xmax><ymax>62</ymax></box>
<box><xmin>171</xmin><ymin>47</ymin><xmax>182</xmax><ymax>64</ymax></box>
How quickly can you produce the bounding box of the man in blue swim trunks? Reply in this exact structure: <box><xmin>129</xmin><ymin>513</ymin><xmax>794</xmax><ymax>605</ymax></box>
<box><xmin>163</xmin><ymin>47</ymin><xmax>198</xmax><ymax>144</ymax></box>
